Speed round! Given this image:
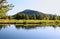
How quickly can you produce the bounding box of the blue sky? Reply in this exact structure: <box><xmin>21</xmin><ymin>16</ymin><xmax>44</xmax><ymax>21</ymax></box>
<box><xmin>7</xmin><ymin>0</ymin><xmax>60</xmax><ymax>15</ymax></box>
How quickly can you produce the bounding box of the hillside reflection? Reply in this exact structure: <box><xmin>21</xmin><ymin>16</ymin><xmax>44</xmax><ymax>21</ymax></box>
<box><xmin>15</xmin><ymin>25</ymin><xmax>40</xmax><ymax>29</ymax></box>
<box><xmin>15</xmin><ymin>24</ymin><xmax>60</xmax><ymax>29</ymax></box>
<box><xmin>0</xmin><ymin>24</ymin><xmax>60</xmax><ymax>30</ymax></box>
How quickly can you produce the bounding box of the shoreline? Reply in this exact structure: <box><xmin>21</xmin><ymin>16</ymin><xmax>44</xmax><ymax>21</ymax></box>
<box><xmin>0</xmin><ymin>19</ymin><xmax>60</xmax><ymax>26</ymax></box>
<box><xmin>0</xmin><ymin>19</ymin><xmax>60</xmax><ymax>23</ymax></box>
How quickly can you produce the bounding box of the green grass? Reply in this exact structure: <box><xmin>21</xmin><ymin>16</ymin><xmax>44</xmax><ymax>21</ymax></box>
<box><xmin>0</xmin><ymin>19</ymin><xmax>60</xmax><ymax>23</ymax></box>
<box><xmin>0</xmin><ymin>19</ymin><xmax>60</xmax><ymax>26</ymax></box>
<box><xmin>0</xmin><ymin>19</ymin><xmax>60</xmax><ymax>22</ymax></box>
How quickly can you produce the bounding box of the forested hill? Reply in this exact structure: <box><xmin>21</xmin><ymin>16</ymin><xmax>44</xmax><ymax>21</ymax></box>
<box><xmin>19</xmin><ymin>9</ymin><xmax>44</xmax><ymax>14</ymax></box>
<box><xmin>13</xmin><ymin>9</ymin><xmax>60</xmax><ymax>20</ymax></box>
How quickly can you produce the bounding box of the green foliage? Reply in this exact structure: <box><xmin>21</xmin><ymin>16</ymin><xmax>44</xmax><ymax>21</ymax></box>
<box><xmin>0</xmin><ymin>0</ymin><xmax>60</xmax><ymax>20</ymax></box>
<box><xmin>0</xmin><ymin>0</ymin><xmax>13</xmax><ymax>18</ymax></box>
<box><xmin>13</xmin><ymin>13</ymin><xmax>60</xmax><ymax>20</ymax></box>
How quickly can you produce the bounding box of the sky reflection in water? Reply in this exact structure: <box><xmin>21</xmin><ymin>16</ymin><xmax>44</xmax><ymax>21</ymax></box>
<box><xmin>0</xmin><ymin>25</ymin><xmax>60</xmax><ymax>39</ymax></box>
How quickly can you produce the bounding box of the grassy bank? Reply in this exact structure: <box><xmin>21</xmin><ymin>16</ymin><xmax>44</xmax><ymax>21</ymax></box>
<box><xmin>0</xmin><ymin>19</ymin><xmax>60</xmax><ymax>23</ymax></box>
<box><xmin>0</xmin><ymin>19</ymin><xmax>60</xmax><ymax>26</ymax></box>
<box><xmin>0</xmin><ymin>19</ymin><xmax>60</xmax><ymax>24</ymax></box>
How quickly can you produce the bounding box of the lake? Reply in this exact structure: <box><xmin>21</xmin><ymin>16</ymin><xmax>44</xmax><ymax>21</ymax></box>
<box><xmin>0</xmin><ymin>24</ymin><xmax>60</xmax><ymax>39</ymax></box>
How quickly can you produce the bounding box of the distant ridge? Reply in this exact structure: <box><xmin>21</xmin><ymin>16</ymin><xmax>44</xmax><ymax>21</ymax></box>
<box><xmin>12</xmin><ymin>9</ymin><xmax>60</xmax><ymax>20</ymax></box>
<box><xmin>17</xmin><ymin>9</ymin><xmax>44</xmax><ymax>15</ymax></box>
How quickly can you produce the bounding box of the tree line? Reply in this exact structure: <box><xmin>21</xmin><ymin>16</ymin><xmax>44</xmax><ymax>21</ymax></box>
<box><xmin>0</xmin><ymin>13</ymin><xmax>60</xmax><ymax>20</ymax></box>
<box><xmin>0</xmin><ymin>0</ymin><xmax>60</xmax><ymax>20</ymax></box>
<box><xmin>13</xmin><ymin>13</ymin><xmax>60</xmax><ymax>20</ymax></box>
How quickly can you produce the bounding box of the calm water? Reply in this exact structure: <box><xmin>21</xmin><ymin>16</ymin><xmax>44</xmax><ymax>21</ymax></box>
<box><xmin>0</xmin><ymin>24</ymin><xmax>60</xmax><ymax>39</ymax></box>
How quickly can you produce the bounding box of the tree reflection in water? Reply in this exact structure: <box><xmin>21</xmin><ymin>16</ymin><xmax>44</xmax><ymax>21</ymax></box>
<box><xmin>15</xmin><ymin>25</ymin><xmax>39</xmax><ymax>29</ymax></box>
<box><xmin>0</xmin><ymin>24</ymin><xmax>60</xmax><ymax>30</ymax></box>
<box><xmin>15</xmin><ymin>24</ymin><xmax>59</xmax><ymax>29</ymax></box>
<box><xmin>0</xmin><ymin>25</ymin><xmax>2</xmax><ymax>30</ymax></box>
<box><xmin>0</xmin><ymin>24</ymin><xmax>10</xmax><ymax>30</ymax></box>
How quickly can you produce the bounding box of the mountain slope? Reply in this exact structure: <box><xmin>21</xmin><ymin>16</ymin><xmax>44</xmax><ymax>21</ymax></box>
<box><xmin>12</xmin><ymin>9</ymin><xmax>59</xmax><ymax>20</ymax></box>
<box><xmin>17</xmin><ymin>9</ymin><xmax>44</xmax><ymax>15</ymax></box>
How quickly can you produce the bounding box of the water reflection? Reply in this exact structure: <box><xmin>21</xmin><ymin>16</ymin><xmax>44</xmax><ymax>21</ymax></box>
<box><xmin>0</xmin><ymin>24</ymin><xmax>60</xmax><ymax>30</ymax></box>
<box><xmin>0</xmin><ymin>25</ymin><xmax>7</xmax><ymax>30</ymax></box>
<box><xmin>15</xmin><ymin>24</ymin><xmax>59</xmax><ymax>29</ymax></box>
<box><xmin>0</xmin><ymin>24</ymin><xmax>60</xmax><ymax>39</ymax></box>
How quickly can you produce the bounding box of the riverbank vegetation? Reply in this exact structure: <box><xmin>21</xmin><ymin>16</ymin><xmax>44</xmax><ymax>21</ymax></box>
<box><xmin>0</xmin><ymin>0</ymin><xmax>60</xmax><ymax>25</ymax></box>
<box><xmin>0</xmin><ymin>20</ymin><xmax>60</xmax><ymax>26</ymax></box>
<box><xmin>0</xmin><ymin>0</ymin><xmax>60</xmax><ymax>20</ymax></box>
